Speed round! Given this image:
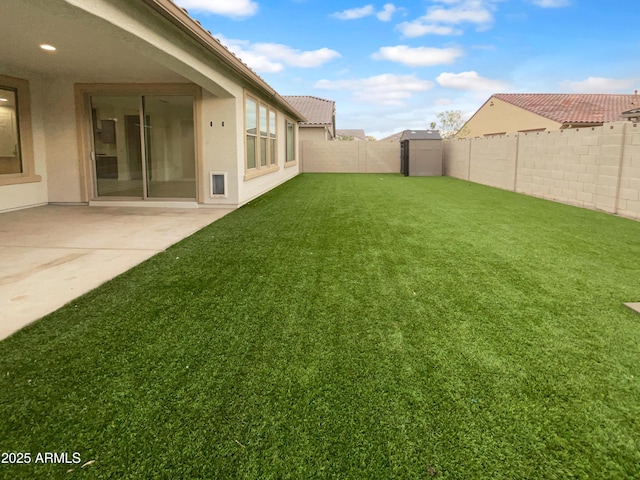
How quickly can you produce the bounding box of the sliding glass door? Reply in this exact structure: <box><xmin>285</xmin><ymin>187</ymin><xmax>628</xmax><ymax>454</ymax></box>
<box><xmin>90</xmin><ymin>94</ymin><xmax>196</xmax><ymax>200</ymax></box>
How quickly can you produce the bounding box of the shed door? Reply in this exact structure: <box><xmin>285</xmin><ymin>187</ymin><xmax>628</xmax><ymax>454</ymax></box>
<box><xmin>400</xmin><ymin>139</ymin><xmax>409</xmax><ymax>176</ymax></box>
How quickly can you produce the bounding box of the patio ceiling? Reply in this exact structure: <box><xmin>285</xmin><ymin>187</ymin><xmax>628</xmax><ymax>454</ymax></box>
<box><xmin>1</xmin><ymin>0</ymin><xmax>191</xmax><ymax>83</ymax></box>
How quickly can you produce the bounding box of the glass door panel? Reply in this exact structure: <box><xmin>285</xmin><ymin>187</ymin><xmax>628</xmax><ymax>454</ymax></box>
<box><xmin>90</xmin><ymin>96</ymin><xmax>143</xmax><ymax>197</ymax></box>
<box><xmin>143</xmin><ymin>95</ymin><xmax>196</xmax><ymax>199</ymax></box>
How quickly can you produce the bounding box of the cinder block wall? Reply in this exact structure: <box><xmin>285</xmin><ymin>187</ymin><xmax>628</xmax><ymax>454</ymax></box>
<box><xmin>470</xmin><ymin>135</ymin><xmax>518</xmax><ymax>190</ymax></box>
<box><xmin>444</xmin><ymin>122</ymin><xmax>640</xmax><ymax>220</ymax></box>
<box><xmin>618</xmin><ymin>125</ymin><xmax>640</xmax><ymax>218</ymax></box>
<box><xmin>301</xmin><ymin>141</ymin><xmax>399</xmax><ymax>173</ymax></box>
<box><xmin>443</xmin><ymin>138</ymin><xmax>470</xmax><ymax>179</ymax></box>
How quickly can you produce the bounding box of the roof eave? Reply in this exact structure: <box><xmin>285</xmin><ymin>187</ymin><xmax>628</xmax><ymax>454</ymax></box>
<box><xmin>140</xmin><ymin>0</ymin><xmax>307</xmax><ymax>122</ymax></box>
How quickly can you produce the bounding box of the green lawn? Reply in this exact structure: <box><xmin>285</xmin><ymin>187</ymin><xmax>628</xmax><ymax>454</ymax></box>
<box><xmin>2</xmin><ymin>174</ymin><xmax>639</xmax><ymax>479</ymax></box>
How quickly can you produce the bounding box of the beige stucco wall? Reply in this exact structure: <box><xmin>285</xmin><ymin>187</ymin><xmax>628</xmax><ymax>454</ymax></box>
<box><xmin>444</xmin><ymin>122</ymin><xmax>640</xmax><ymax>220</ymax></box>
<box><xmin>300</xmin><ymin>127</ymin><xmax>330</xmax><ymax>143</ymax></box>
<box><xmin>301</xmin><ymin>141</ymin><xmax>398</xmax><ymax>173</ymax></box>
<box><xmin>200</xmin><ymin>93</ymin><xmax>239</xmax><ymax>205</ymax></box>
<box><xmin>459</xmin><ymin>96</ymin><xmax>561</xmax><ymax>138</ymax></box>
<box><xmin>1</xmin><ymin>0</ymin><xmax>302</xmax><ymax>211</ymax></box>
<box><xmin>44</xmin><ymin>78</ymin><xmax>83</xmax><ymax>204</ymax></box>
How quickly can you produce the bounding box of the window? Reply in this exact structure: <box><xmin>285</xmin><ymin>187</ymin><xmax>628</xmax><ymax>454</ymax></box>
<box><xmin>0</xmin><ymin>87</ymin><xmax>21</xmax><ymax>174</ymax></box>
<box><xmin>286</xmin><ymin>120</ymin><xmax>296</xmax><ymax>163</ymax></box>
<box><xmin>245</xmin><ymin>94</ymin><xmax>277</xmax><ymax>174</ymax></box>
<box><xmin>245</xmin><ymin>97</ymin><xmax>257</xmax><ymax>169</ymax></box>
<box><xmin>269</xmin><ymin>110</ymin><xmax>276</xmax><ymax>166</ymax></box>
<box><xmin>0</xmin><ymin>75</ymin><xmax>37</xmax><ymax>185</ymax></box>
<box><xmin>259</xmin><ymin>105</ymin><xmax>268</xmax><ymax>167</ymax></box>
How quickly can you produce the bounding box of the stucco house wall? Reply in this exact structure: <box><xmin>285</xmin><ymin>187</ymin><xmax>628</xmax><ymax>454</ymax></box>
<box><xmin>458</xmin><ymin>96</ymin><xmax>561</xmax><ymax>138</ymax></box>
<box><xmin>0</xmin><ymin>0</ymin><xmax>303</xmax><ymax>213</ymax></box>
<box><xmin>299</xmin><ymin>126</ymin><xmax>332</xmax><ymax>142</ymax></box>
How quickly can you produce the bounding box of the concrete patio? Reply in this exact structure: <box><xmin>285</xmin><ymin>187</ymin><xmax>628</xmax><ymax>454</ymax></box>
<box><xmin>0</xmin><ymin>205</ymin><xmax>233</xmax><ymax>340</ymax></box>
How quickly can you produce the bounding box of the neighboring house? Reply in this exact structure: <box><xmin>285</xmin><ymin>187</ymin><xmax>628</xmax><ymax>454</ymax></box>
<box><xmin>458</xmin><ymin>93</ymin><xmax>640</xmax><ymax>138</ymax></box>
<box><xmin>336</xmin><ymin>129</ymin><xmax>367</xmax><ymax>141</ymax></box>
<box><xmin>0</xmin><ymin>0</ymin><xmax>305</xmax><ymax>213</ymax></box>
<box><xmin>622</xmin><ymin>107</ymin><xmax>640</xmax><ymax>122</ymax></box>
<box><xmin>282</xmin><ymin>96</ymin><xmax>336</xmax><ymax>142</ymax></box>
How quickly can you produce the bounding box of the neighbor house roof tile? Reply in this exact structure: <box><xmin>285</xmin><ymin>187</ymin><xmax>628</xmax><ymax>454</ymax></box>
<box><xmin>336</xmin><ymin>129</ymin><xmax>366</xmax><ymax>140</ymax></box>
<box><xmin>282</xmin><ymin>96</ymin><xmax>335</xmax><ymax>125</ymax></box>
<box><xmin>493</xmin><ymin>93</ymin><xmax>640</xmax><ymax>124</ymax></box>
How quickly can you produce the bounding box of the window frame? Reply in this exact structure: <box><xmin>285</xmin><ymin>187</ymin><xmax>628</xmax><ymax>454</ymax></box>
<box><xmin>0</xmin><ymin>74</ymin><xmax>39</xmax><ymax>186</ymax></box>
<box><xmin>269</xmin><ymin>110</ymin><xmax>277</xmax><ymax>166</ymax></box>
<box><xmin>245</xmin><ymin>96</ymin><xmax>258</xmax><ymax>171</ymax></box>
<box><xmin>285</xmin><ymin>119</ymin><xmax>297</xmax><ymax>167</ymax></box>
<box><xmin>244</xmin><ymin>92</ymin><xmax>279</xmax><ymax>180</ymax></box>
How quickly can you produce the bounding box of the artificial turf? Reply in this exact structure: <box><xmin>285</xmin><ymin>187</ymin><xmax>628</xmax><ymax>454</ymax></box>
<box><xmin>1</xmin><ymin>174</ymin><xmax>639</xmax><ymax>479</ymax></box>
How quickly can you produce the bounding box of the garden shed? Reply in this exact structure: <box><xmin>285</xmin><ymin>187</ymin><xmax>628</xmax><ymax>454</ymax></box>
<box><xmin>400</xmin><ymin>130</ymin><xmax>443</xmax><ymax>176</ymax></box>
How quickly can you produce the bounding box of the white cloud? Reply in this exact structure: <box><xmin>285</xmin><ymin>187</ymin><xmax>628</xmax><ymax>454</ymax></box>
<box><xmin>252</xmin><ymin>44</ymin><xmax>341</xmax><ymax>68</ymax></box>
<box><xmin>397</xmin><ymin>0</ymin><xmax>499</xmax><ymax>37</ymax></box>
<box><xmin>530</xmin><ymin>0</ymin><xmax>570</xmax><ymax>7</ymax></box>
<box><xmin>377</xmin><ymin>3</ymin><xmax>398</xmax><ymax>21</ymax></box>
<box><xmin>397</xmin><ymin>21</ymin><xmax>462</xmax><ymax>37</ymax></box>
<box><xmin>332</xmin><ymin>4</ymin><xmax>399</xmax><ymax>21</ymax></box>
<box><xmin>424</xmin><ymin>0</ymin><xmax>494</xmax><ymax>25</ymax></box>
<box><xmin>436</xmin><ymin>71</ymin><xmax>510</xmax><ymax>91</ymax></box>
<box><xmin>315</xmin><ymin>74</ymin><xmax>434</xmax><ymax>106</ymax></box>
<box><xmin>216</xmin><ymin>34</ymin><xmax>340</xmax><ymax>73</ymax></box>
<box><xmin>561</xmin><ymin>77</ymin><xmax>639</xmax><ymax>94</ymax></box>
<box><xmin>332</xmin><ymin>5</ymin><xmax>375</xmax><ymax>20</ymax></box>
<box><xmin>372</xmin><ymin>45</ymin><xmax>463</xmax><ymax>67</ymax></box>
<box><xmin>174</xmin><ymin>0</ymin><xmax>258</xmax><ymax>18</ymax></box>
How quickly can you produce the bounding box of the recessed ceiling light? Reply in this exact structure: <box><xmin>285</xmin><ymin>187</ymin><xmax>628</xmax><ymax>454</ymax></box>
<box><xmin>40</xmin><ymin>44</ymin><xmax>57</xmax><ymax>51</ymax></box>
<box><xmin>0</xmin><ymin>98</ymin><xmax>8</xmax><ymax>102</ymax></box>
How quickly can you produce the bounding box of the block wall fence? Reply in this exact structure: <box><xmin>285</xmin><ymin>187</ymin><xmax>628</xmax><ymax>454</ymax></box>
<box><xmin>444</xmin><ymin>122</ymin><xmax>640</xmax><ymax>220</ymax></box>
<box><xmin>301</xmin><ymin>140</ymin><xmax>399</xmax><ymax>173</ymax></box>
<box><xmin>299</xmin><ymin>122</ymin><xmax>640</xmax><ymax>221</ymax></box>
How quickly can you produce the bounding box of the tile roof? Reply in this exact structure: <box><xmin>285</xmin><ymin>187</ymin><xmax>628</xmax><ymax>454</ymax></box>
<box><xmin>282</xmin><ymin>96</ymin><xmax>335</xmax><ymax>125</ymax></box>
<box><xmin>336</xmin><ymin>129</ymin><xmax>366</xmax><ymax>140</ymax></box>
<box><xmin>493</xmin><ymin>93</ymin><xmax>640</xmax><ymax>124</ymax></box>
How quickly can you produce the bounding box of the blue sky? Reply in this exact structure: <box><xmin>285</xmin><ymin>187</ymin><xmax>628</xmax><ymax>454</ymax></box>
<box><xmin>173</xmin><ymin>0</ymin><xmax>638</xmax><ymax>139</ymax></box>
